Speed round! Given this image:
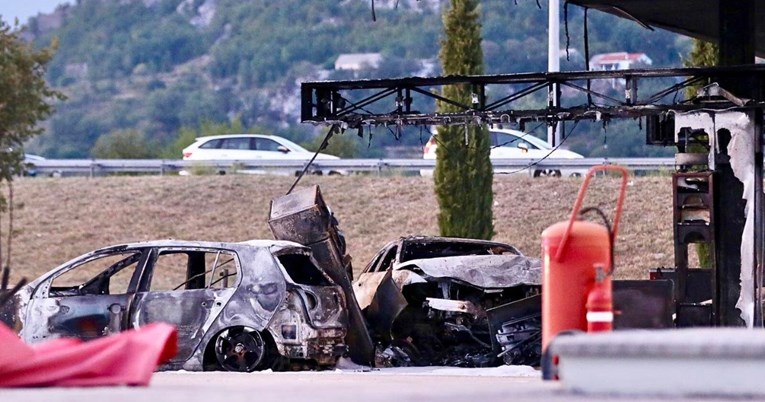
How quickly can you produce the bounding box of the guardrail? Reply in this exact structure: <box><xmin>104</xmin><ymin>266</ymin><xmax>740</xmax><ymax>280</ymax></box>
<box><xmin>26</xmin><ymin>157</ymin><xmax>677</xmax><ymax>177</ymax></box>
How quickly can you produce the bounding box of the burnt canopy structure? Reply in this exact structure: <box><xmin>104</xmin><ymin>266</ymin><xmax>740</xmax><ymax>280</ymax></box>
<box><xmin>300</xmin><ymin>1</ymin><xmax>765</xmax><ymax>329</ymax></box>
<box><xmin>566</xmin><ymin>0</ymin><xmax>763</xmax><ymax>61</ymax></box>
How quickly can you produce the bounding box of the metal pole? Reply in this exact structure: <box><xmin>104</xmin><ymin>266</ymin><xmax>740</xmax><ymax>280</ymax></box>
<box><xmin>548</xmin><ymin>0</ymin><xmax>561</xmax><ymax>147</ymax></box>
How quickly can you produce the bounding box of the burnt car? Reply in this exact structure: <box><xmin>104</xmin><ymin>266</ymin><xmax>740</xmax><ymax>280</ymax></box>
<box><xmin>353</xmin><ymin>236</ymin><xmax>542</xmax><ymax>367</ymax></box>
<box><xmin>0</xmin><ymin>240</ymin><xmax>347</xmax><ymax>372</ymax></box>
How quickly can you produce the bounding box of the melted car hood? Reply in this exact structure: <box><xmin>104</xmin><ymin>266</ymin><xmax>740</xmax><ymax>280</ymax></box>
<box><xmin>394</xmin><ymin>254</ymin><xmax>541</xmax><ymax>289</ymax></box>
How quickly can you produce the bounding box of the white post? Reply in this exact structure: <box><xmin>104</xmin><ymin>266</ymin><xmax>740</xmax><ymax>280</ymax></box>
<box><xmin>548</xmin><ymin>0</ymin><xmax>561</xmax><ymax>147</ymax></box>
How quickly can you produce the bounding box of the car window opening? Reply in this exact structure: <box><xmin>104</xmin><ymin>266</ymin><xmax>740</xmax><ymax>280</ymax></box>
<box><xmin>154</xmin><ymin>250</ymin><xmax>238</xmax><ymax>292</ymax></box>
<box><xmin>399</xmin><ymin>241</ymin><xmax>517</xmax><ymax>263</ymax></box>
<box><xmin>50</xmin><ymin>252</ymin><xmax>143</xmax><ymax>297</ymax></box>
<box><xmin>277</xmin><ymin>253</ymin><xmax>332</xmax><ymax>286</ymax></box>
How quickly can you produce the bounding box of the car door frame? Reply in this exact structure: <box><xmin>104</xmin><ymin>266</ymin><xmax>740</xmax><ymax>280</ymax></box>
<box><xmin>21</xmin><ymin>247</ymin><xmax>151</xmax><ymax>343</ymax></box>
<box><xmin>128</xmin><ymin>246</ymin><xmax>242</xmax><ymax>364</ymax></box>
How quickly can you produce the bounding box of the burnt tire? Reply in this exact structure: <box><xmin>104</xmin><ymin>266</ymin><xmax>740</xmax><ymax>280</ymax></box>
<box><xmin>533</xmin><ymin>169</ymin><xmax>562</xmax><ymax>178</ymax></box>
<box><xmin>212</xmin><ymin>326</ymin><xmax>274</xmax><ymax>372</ymax></box>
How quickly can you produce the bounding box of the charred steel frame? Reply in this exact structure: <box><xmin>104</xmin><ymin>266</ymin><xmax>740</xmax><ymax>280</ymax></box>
<box><xmin>301</xmin><ymin>65</ymin><xmax>765</xmax><ymax>328</ymax></box>
<box><xmin>301</xmin><ymin>65</ymin><xmax>765</xmax><ymax>128</ymax></box>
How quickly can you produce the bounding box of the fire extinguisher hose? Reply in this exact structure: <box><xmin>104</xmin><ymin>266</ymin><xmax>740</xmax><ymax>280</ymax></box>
<box><xmin>579</xmin><ymin>206</ymin><xmax>615</xmax><ymax>276</ymax></box>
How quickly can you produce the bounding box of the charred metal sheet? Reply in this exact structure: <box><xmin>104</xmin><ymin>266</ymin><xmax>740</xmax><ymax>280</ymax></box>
<box><xmin>356</xmin><ymin>269</ymin><xmax>407</xmax><ymax>340</ymax></box>
<box><xmin>396</xmin><ymin>254</ymin><xmax>542</xmax><ymax>289</ymax></box>
<box><xmin>269</xmin><ymin>186</ymin><xmax>334</xmax><ymax>246</ymax></box>
<box><xmin>612</xmin><ymin>280</ymin><xmax>674</xmax><ymax>329</ymax></box>
<box><xmin>269</xmin><ymin>185</ymin><xmax>374</xmax><ymax>365</ymax></box>
<box><xmin>134</xmin><ymin>289</ymin><xmax>221</xmax><ymax>362</ymax></box>
<box><xmin>425</xmin><ymin>297</ymin><xmax>484</xmax><ymax>317</ymax></box>
<box><xmin>486</xmin><ymin>295</ymin><xmax>542</xmax><ymax>366</ymax></box>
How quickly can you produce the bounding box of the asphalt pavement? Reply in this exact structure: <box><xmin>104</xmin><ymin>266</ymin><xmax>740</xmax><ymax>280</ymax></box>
<box><xmin>2</xmin><ymin>367</ymin><xmax>763</xmax><ymax>402</ymax></box>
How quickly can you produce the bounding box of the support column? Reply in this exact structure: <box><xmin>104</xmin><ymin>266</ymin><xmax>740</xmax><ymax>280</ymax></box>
<box><xmin>712</xmin><ymin>0</ymin><xmax>756</xmax><ymax>326</ymax></box>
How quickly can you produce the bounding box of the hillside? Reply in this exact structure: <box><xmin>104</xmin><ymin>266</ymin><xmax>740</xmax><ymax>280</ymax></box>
<box><xmin>5</xmin><ymin>175</ymin><xmax>677</xmax><ymax>285</ymax></box>
<box><xmin>20</xmin><ymin>0</ymin><xmax>685</xmax><ymax>160</ymax></box>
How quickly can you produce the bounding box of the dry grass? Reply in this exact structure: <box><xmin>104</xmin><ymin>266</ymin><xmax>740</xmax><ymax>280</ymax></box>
<box><xmin>4</xmin><ymin>174</ymin><xmax>676</xmax><ymax>285</ymax></box>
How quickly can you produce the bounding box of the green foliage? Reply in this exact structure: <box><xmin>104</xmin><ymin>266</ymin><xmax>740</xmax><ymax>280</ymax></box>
<box><xmin>683</xmin><ymin>39</ymin><xmax>718</xmax><ymax>98</ymax></box>
<box><xmin>682</xmin><ymin>39</ymin><xmax>717</xmax><ymax>268</ymax></box>
<box><xmin>684</xmin><ymin>40</ymin><xmax>718</xmax><ymax>68</ymax></box>
<box><xmin>0</xmin><ymin>20</ymin><xmax>64</xmax><ymax>179</ymax></box>
<box><xmin>434</xmin><ymin>0</ymin><xmax>494</xmax><ymax>240</ymax></box>
<box><xmin>90</xmin><ymin>129</ymin><xmax>158</xmax><ymax>158</ymax></box>
<box><xmin>25</xmin><ymin>0</ymin><xmax>690</xmax><ymax>159</ymax></box>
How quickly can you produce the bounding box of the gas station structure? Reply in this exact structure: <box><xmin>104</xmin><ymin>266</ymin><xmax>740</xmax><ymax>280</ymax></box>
<box><xmin>300</xmin><ymin>0</ymin><xmax>765</xmax><ymax>331</ymax></box>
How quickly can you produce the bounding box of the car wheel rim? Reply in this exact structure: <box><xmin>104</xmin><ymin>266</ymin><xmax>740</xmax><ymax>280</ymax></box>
<box><xmin>535</xmin><ymin>169</ymin><xmax>561</xmax><ymax>177</ymax></box>
<box><xmin>214</xmin><ymin>327</ymin><xmax>266</xmax><ymax>372</ymax></box>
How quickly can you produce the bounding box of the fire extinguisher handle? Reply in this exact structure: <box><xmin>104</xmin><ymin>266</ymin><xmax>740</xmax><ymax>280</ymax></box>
<box><xmin>554</xmin><ymin>165</ymin><xmax>629</xmax><ymax>262</ymax></box>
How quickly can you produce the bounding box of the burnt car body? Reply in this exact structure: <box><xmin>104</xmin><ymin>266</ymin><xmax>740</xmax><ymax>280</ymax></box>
<box><xmin>353</xmin><ymin>236</ymin><xmax>542</xmax><ymax>367</ymax></box>
<box><xmin>0</xmin><ymin>240</ymin><xmax>347</xmax><ymax>372</ymax></box>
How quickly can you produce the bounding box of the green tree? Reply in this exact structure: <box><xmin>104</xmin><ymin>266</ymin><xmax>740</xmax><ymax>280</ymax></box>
<box><xmin>685</xmin><ymin>39</ymin><xmax>718</xmax><ymax>68</ymax></box>
<box><xmin>91</xmin><ymin>129</ymin><xmax>157</xmax><ymax>158</ymax></box>
<box><xmin>0</xmin><ymin>20</ymin><xmax>64</xmax><ymax>268</ymax></box>
<box><xmin>0</xmin><ymin>22</ymin><xmax>64</xmax><ymax>177</ymax></box>
<box><xmin>434</xmin><ymin>0</ymin><xmax>494</xmax><ymax>239</ymax></box>
<box><xmin>683</xmin><ymin>39</ymin><xmax>718</xmax><ymax>269</ymax></box>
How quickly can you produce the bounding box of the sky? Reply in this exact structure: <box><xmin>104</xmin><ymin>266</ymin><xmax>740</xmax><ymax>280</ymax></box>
<box><xmin>0</xmin><ymin>0</ymin><xmax>73</xmax><ymax>25</ymax></box>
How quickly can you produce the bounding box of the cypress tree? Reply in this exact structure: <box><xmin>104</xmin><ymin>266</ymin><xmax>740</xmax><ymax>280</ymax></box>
<box><xmin>434</xmin><ymin>0</ymin><xmax>494</xmax><ymax>239</ymax></box>
<box><xmin>683</xmin><ymin>39</ymin><xmax>718</xmax><ymax>269</ymax></box>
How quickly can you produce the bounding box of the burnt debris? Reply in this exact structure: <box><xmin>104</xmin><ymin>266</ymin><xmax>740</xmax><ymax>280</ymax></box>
<box><xmin>354</xmin><ymin>236</ymin><xmax>543</xmax><ymax>368</ymax></box>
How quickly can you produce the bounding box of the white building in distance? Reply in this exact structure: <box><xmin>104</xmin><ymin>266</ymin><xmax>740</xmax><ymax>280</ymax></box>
<box><xmin>589</xmin><ymin>52</ymin><xmax>653</xmax><ymax>71</ymax></box>
<box><xmin>334</xmin><ymin>53</ymin><xmax>383</xmax><ymax>71</ymax></box>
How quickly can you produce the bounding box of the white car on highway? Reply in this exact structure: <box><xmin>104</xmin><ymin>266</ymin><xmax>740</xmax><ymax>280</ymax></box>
<box><xmin>181</xmin><ymin>134</ymin><xmax>345</xmax><ymax>176</ymax></box>
<box><xmin>421</xmin><ymin>128</ymin><xmax>586</xmax><ymax>177</ymax></box>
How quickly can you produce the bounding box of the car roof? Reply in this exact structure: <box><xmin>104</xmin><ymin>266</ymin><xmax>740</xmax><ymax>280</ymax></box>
<box><xmin>194</xmin><ymin>134</ymin><xmax>278</xmax><ymax>141</ymax></box>
<box><xmin>398</xmin><ymin>235</ymin><xmax>515</xmax><ymax>247</ymax></box>
<box><xmin>94</xmin><ymin>239</ymin><xmax>305</xmax><ymax>252</ymax></box>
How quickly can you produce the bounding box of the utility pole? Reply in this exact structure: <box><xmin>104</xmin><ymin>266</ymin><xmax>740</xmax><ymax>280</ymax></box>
<box><xmin>548</xmin><ymin>0</ymin><xmax>562</xmax><ymax>147</ymax></box>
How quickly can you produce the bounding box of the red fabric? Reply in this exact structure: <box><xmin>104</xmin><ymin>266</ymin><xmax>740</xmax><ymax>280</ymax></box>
<box><xmin>0</xmin><ymin>323</ymin><xmax>177</xmax><ymax>387</ymax></box>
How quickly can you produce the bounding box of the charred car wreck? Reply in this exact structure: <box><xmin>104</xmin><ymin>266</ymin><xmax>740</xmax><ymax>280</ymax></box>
<box><xmin>1</xmin><ymin>184</ymin><xmax>542</xmax><ymax>372</ymax></box>
<box><xmin>354</xmin><ymin>236</ymin><xmax>542</xmax><ymax>367</ymax></box>
<box><xmin>0</xmin><ymin>240</ymin><xmax>348</xmax><ymax>372</ymax></box>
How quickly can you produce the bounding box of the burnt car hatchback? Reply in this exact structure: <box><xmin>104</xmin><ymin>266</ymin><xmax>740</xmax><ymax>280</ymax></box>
<box><xmin>354</xmin><ymin>236</ymin><xmax>542</xmax><ymax>367</ymax></box>
<box><xmin>0</xmin><ymin>239</ymin><xmax>348</xmax><ymax>372</ymax></box>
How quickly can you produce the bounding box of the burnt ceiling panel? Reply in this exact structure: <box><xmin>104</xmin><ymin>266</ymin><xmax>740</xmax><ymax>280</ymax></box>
<box><xmin>566</xmin><ymin>0</ymin><xmax>765</xmax><ymax>57</ymax></box>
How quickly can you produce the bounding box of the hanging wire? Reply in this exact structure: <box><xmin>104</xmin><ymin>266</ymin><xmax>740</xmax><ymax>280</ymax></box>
<box><xmin>499</xmin><ymin>120</ymin><xmax>580</xmax><ymax>175</ymax></box>
<box><xmin>564</xmin><ymin>2</ymin><xmax>571</xmax><ymax>61</ymax></box>
<box><xmin>287</xmin><ymin>125</ymin><xmax>337</xmax><ymax>195</ymax></box>
<box><xmin>584</xmin><ymin>8</ymin><xmax>593</xmax><ymax>106</ymax></box>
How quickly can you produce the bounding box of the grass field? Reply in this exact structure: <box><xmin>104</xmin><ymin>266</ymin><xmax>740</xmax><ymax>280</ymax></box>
<box><xmin>3</xmin><ymin>173</ymin><xmax>678</xmax><ymax>285</ymax></box>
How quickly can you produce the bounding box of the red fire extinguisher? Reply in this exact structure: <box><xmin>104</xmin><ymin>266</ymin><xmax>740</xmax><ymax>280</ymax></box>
<box><xmin>540</xmin><ymin>165</ymin><xmax>628</xmax><ymax>353</ymax></box>
<box><xmin>586</xmin><ymin>264</ymin><xmax>613</xmax><ymax>332</ymax></box>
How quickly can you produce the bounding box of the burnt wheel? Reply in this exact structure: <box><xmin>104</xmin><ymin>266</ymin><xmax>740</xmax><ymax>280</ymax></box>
<box><xmin>533</xmin><ymin>169</ymin><xmax>561</xmax><ymax>178</ymax></box>
<box><xmin>214</xmin><ymin>326</ymin><xmax>268</xmax><ymax>372</ymax></box>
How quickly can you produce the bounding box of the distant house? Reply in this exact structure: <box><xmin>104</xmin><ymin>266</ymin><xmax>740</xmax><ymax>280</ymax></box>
<box><xmin>334</xmin><ymin>53</ymin><xmax>383</xmax><ymax>71</ymax></box>
<box><xmin>589</xmin><ymin>52</ymin><xmax>653</xmax><ymax>71</ymax></box>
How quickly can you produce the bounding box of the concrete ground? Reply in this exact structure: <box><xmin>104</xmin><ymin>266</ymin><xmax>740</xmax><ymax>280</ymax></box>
<box><xmin>1</xmin><ymin>367</ymin><xmax>762</xmax><ymax>402</ymax></box>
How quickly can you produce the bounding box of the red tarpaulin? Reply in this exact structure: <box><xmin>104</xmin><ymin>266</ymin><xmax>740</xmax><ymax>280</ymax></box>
<box><xmin>0</xmin><ymin>322</ymin><xmax>177</xmax><ymax>387</ymax></box>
